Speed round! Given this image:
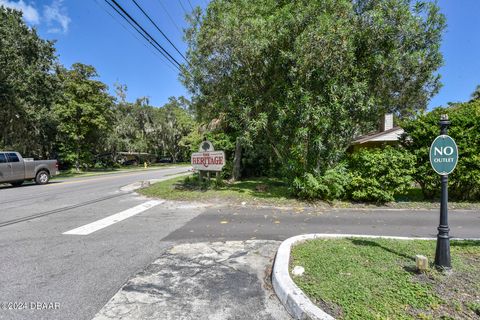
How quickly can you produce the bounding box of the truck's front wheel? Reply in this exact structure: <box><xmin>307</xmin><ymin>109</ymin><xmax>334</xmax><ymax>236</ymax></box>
<box><xmin>35</xmin><ymin>170</ymin><xmax>50</xmax><ymax>185</ymax></box>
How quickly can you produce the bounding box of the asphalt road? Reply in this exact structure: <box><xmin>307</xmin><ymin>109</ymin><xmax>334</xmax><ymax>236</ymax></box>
<box><xmin>0</xmin><ymin>169</ymin><xmax>479</xmax><ymax>320</ymax></box>
<box><xmin>0</xmin><ymin>167</ymin><xmax>197</xmax><ymax>320</ymax></box>
<box><xmin>164</xmin><ymin>205</ymin><xmax>480</xmax><ymax>243</ymax></box>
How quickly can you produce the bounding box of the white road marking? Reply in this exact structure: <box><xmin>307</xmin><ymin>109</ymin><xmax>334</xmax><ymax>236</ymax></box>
<box><xmin>63</xmin><ymin>200</ymin><xmax>164</xmax><ymax>235</ymax></box>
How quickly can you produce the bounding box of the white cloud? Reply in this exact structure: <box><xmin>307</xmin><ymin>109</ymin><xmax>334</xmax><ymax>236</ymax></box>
<box><xmin>0</xmin><ymin>0</ymin><xmax>40</xmax><ymax>24</ymax></box>
<box><xmin>43</xmin><ymin>0</ymin><xmax>70</xmax><ymax>34</ymax></box>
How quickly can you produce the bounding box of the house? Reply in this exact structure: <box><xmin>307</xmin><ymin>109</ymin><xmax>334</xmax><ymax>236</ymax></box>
<box><xmin>349</xmin><ymin>114</ymin><xmax>404</xmax><ymax>152</ymax></box>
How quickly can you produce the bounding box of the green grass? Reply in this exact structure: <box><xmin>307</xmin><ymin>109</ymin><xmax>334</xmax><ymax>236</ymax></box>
<box><xmin>139</xmin><ymin>176</ymin><xmax>480</xmax><ymax>209</ymax></box>
<box><xmin>53</xmin><ymin>163</ymin><xmax>190</xmax><ymax>180</ymax></box>
<box><xmin>391</xmin><ymin>187</ymin><xmax>480</xmax><ymax>210</ymax></box>
<box><xmin>139</xmin><ymin>175</ymin><xmax>303</xmax><ymax>207</ymax></box>
<box><xmin>291</xmin><ymin>238</ymin><xmax>480</xmax><ymax>320</ymax></box>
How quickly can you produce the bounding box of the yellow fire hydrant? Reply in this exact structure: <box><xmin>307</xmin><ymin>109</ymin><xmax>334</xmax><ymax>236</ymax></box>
<box><xmin>144</xmin><ymin>161</ymin><xmax>148</xmax><ymax>169</ymax></box>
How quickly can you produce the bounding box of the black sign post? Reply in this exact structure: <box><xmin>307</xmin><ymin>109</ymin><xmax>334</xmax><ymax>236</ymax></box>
<box><xmin>433</xmin><ymin>115</ymin><xmax>454</xmax><ymax>270</ymax></box>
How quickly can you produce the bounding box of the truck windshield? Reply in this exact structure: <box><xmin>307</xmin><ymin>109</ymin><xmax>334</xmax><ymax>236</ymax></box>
<box><xmin>0</xmin><ymin>153</ymin><xmax>6</xmax><ymax>163</ymax></box>
<box><xmin>6</xmin><ymin>153</ymin><xmax>20</xmax><ymax>162</ymax></box>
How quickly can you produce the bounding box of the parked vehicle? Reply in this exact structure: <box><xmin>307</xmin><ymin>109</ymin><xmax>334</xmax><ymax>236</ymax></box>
<box><xmin>0</xmin><ymin>151</ymin><xmax>59</xmax><ymax>186</ymax></box>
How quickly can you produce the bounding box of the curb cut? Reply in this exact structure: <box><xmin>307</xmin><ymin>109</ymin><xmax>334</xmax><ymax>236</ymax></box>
<box><xmin>272</xmin><ymin>233</ymin><xmax>480</xmax><ymax>320</ymax></box>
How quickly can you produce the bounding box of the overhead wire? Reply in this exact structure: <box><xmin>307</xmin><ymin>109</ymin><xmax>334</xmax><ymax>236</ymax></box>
<box><xmin>106</xmin><ymin>0</ymin><xmax>183</xmax><ymax>70</ymax></box>
<box><xmin>156</xmin><ymin>0</ymin><xmax>182</xmax><ymax>34</ymax></box>
<box><xmin>105</xmin><ymin>0</ymin><xmax>180</xmax><ymax>71</ymax></box>
<box><xmin>93</xmin><ymin>0</ymin><xmax>177</xmax><ymax>73</ymax></box>
<box><xmin>178</xmin><ymin>0</ymin><xmax>188</xmax><ymax>16</ymax></box>
<box><xmin>187</xmin><ymin>0</ymin><xmax>194</xmax><ymax>12</ymax></box>
<box><xmin>131</xmin><ymin>0</ymin><xmax>188</xmax><ymax>63</ymax></box>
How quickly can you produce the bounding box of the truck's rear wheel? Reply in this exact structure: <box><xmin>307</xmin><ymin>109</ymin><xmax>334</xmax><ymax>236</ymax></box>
<box><xmin>35</xmin><ymin>170</ymin><xmax>50</xmax><ymax>185</ymax></box>
<box><xmin>11</xmin><ymin>180</ymin><xmax>24</xmax><ymax>187</ymax></box>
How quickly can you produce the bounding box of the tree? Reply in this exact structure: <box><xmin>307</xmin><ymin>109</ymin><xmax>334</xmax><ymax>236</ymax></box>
<box><xmin>0</xmin><ymin>6</ymin><xmax>59</xmax><ymax>157</ymax></box>
<box><xmin>155</xmin><ymin>97</ymin><xmax>195</xmax><ymax>163</ymax></box>
<box><xmin>470</xmin><ymin>85</ymin><xmax>480</xmax><ymax>102</ymax></box>
<box><xmin>400</xmin><ymin>100</ymin><xmax>480</xmax><ymax>200</ymax></box>
<box><xmin>182</xmin><ymin>0</ymin><xmax>446</xmax><ymax>181</ymax></box>
<box><xmin>109</xmin><ymin>84</ymin><xmax>157</xmax><ymax>157</ymax></box>
<box><xmin>54</xmin><ymin>63</ymin><xmax>113</xmax><ymax>170</ymax></box>
<box><xmin>107</xmin><ymin>90</ymin><xmax>196</xmax><ymax>164</ymax></box>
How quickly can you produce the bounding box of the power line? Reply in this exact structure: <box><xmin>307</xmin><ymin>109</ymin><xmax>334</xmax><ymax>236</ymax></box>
<box><xmin>178</xmin><ymin>0</ymin><xmax>188</xmax><ymax>16</ymax></box>
<box><xmin>93</xmin><ymin>0</ymin><xmax>177</xmax><ymax>73</ymax></box>
<box><xmin>131</xmin><ymin>0</ymin><xmax>187</xmax><ymax>62</ymax></box>
<box><xmin>104</xmin><ymin>0</ymin><xmax>180</xmax><ymax>71</ymax></box>
<box><xmin>107</xmin><ymin>0</ymin><xmax>183</xmax><ymax>69</ymax></box>
<box><xmin>187</xmin><ymin>0</ymin><xmax>194</xmax><ymax>12</ymax></box>
<box><xmin>156</xmin><ymin>0</ymin><xmax>182</xmax><ymax>34</ymax></box>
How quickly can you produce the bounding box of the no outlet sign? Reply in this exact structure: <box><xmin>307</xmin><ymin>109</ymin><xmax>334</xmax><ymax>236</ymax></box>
<box><xmin>429</xmin><ymin>135</ymin><xmax>458</xmax><ymax>175</ymax></box>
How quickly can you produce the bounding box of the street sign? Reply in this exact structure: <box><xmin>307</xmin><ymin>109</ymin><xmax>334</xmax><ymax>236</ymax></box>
<box><xmin>429</xmin><ymin>135</ymin><xmax>458</xmax><ymax>175</ymax></box>
<box><xmin>191</xmin><ymin>151</ymin><xmax>225</xmax><ymax>171</ymax></box>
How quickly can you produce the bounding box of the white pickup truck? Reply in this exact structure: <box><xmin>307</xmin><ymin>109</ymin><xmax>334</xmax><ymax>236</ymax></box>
<box><xmin>0</xmin><ymin>151</ymin><xmax>59</xmax><ymax>186</ymax></box>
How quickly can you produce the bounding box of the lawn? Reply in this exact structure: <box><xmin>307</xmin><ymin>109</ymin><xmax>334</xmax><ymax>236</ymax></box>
<box><xmin>138</xmin><ymin>175</ymin><xmax>303</xmax><ymax>207</ymax></box>
<box><xmin>138</xmin><ymin>175</ymin><xmax>480</xmax><ymax>209</ymax></box>
<box><xmin>291</xmin><ymin>238</ymin><xmax>480</xmax><ymax>320</ymax></box>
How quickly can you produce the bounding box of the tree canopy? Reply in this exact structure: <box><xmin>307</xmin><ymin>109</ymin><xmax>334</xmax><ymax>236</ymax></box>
<box><xmin>182</xmin><ymin>0</ymin><xmax>446</xmax><ymax>180</ymax></box>
<box><xmin>54</xmin><ymin>63</ymin><xmax>114</xmax><ymax>169</ymax></box>
<box><xmin>0</xmin><ymin>6</ymin><xmax>196</xmax><ymax>170</ymax></box>
<box><xmin>0</xmin><ymin>7</ymin><xmax>59</xmax><ymax>157</ymax></box>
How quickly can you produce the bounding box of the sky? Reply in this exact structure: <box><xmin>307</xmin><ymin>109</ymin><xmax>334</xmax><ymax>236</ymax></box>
<box><xmin>1</xmin><ymin>0</ymin><xmax>479</xmax><ymax>109</ymax></box>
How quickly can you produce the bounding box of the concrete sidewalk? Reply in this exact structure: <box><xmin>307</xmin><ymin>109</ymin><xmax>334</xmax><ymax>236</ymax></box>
<box><xmin>93</xmin><ymin>241</ymin><xmax>291</xmax><ymax>320</ymax></box>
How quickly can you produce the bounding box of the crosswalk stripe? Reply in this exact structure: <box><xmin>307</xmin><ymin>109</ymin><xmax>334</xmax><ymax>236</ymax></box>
<box><xmin>63</xmin><ymin>200</ymin><xmax>164</xmax><ymax>235</ymax></box>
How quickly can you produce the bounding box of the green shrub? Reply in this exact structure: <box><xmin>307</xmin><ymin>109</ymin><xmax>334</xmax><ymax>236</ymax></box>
<box><xmin>292</xmin><ymin>164</ymin><xmax>351</xmax><ymax>201</ymax></box>
<box><xmin>292</xmin><ymin>173</ymin><xmax>323</xmax><ymax>200</ymax></box>
<box><xmin>181</xmin><ymin>173</ymin><xmax>225</xmax><ymax>191</ymax></box>
<box><xmin>400</xmin><ymin>101</ymin><xmax>480</xmax><ymax>200</ymax></box>
<box><xmin>347</xmin><ymin>146</ymin><xmax>416</xmax><ymax>203</ymax></box>
<box><xmin>318</xmin><ymin>165</ymin><xmax>351</xmax><ymax>200</ymax></box>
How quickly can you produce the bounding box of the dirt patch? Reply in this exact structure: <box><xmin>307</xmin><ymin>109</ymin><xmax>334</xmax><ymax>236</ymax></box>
<box><xmin>313</xmin><ymin>298</ymin><xmax>344</xmax><ymax>319</ymax></box>
<box><xmin>409</xmin><ymin>254</ymin><xmax>480</xmax><ymax>319</ymax></box>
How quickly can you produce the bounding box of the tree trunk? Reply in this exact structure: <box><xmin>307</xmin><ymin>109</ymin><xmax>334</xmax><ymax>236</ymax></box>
<box><xmin>169</xmin><ymin>150</ymin><xmax>177</xmax><ymax>163</ymax></box>
<box><xmin>75</xmin><ymin>143</ymin><xmax>80</xmax><ymax>173</ymax></box>
<box><xmin>232</xmin><ymin>137</ymin><xmax>242</xmax><ymax>181</ymax></box>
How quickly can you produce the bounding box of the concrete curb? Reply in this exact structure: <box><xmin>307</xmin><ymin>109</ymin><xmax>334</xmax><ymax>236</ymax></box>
<box><xmin>272</xmin><ymin>233</ymin><xmax>480</xmax><ymax>320</ymax></box>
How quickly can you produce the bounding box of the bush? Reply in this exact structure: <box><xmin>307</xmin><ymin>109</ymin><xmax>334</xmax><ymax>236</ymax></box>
<box><xmin>292</xmin><ymin>173</ymin><xmax>323</xmax><ymax>200</ymax></box>
<box><xmin>292</xmin><ymin>164</ymin><xmax>351</xmax><ymax>201</ymax></box>
<box><xmin>181</xmin><ymin>173</ymin><xmax>225</xmax><ymax>191</ymax></box>
<box><xmin>400</xmin><ymin>101</ymin><xmax>480</xmax><ymax>200</ymax></box>
<box><xmin>347</xmin><ymin>146</ymin><xmax>416</xmax><ymax>203</ymax></box>
<box><xmin>292</xmin><ymin>148</ymin><xmax>416</xmax><ymax>203</ymax></box>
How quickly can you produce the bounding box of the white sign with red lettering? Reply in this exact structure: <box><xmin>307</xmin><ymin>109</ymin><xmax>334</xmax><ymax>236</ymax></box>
<box><xmin>191</xmin><ymin>151</ymin><xmax>225</xmax><ymax>171</ymax></box>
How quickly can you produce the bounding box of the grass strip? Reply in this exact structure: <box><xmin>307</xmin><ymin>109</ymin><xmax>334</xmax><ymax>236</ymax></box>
<box><xmin>291</xmin><ymin>238</ymin><xmax>480</xmax><ymax>320</ymax></box>
<box><xmin>138</xmin><ymin>175</ymin><xmax>480</xmax><ymax>209</ymax></box>
<box><xmin>138</xmin><ymin>175</ymin><xmax>301</xmax><ymax>207</ymax></box>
